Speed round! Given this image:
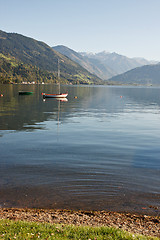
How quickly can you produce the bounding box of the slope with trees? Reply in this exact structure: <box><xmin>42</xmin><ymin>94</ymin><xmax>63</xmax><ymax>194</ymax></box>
<box><xmin>53</xmin><ymin>45</ymin><xmax>157</xmax><ymax>80</ymax></box>
<box><xmin>0</xmin><ymin>30</ymin><xmax>102</xmax><ymax>84</ymax></box>
<box><xmin>107</xmin><ymin>63</ymin><xmax>160</xmax><ymax>85</ymax></box>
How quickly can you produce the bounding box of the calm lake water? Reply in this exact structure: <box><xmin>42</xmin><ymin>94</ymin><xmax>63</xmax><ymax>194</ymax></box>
<box><xmin>0</xmin><ymin>84</ymin><xmax>160</xmax><ymax>215</ymax></box>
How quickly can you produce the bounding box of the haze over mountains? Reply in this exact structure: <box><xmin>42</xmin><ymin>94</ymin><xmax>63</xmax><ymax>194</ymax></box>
<box><xmin>0</xmin><ymin>29</ymin><xmax>160</xmax><ymax>85</ymax></box>
<box><xmin>53</xmin><ymin>45</ymin><xmax>157</xmax><ymax>80</ymax></box>
<box><xmin>80</xmin><ymin>51</ymin><xmax>157</xmax><ymax>79</ymax></box>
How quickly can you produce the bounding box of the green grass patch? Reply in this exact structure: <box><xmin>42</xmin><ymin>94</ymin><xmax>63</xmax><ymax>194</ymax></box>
<box><xmin>0</xmin><ymin>53</ymin><xmax>12</xmax><ymax>61</ymax></box>
<box><xmin>0</xmin><ymin>53</ymin><xmax>18</xmax><ymax>67</ymax></box>
<box><xmin>0</xmin><ymin>219</ymin><xmax>159</xmax><ymax>240</ymax></box>
<box><xmin>74</xmin><ymin>73</ymin><xmax>93</xmax><ymax>84</ymax></box>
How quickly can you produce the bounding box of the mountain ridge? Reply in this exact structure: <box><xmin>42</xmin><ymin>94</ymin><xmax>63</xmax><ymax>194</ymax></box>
<box><xmin>53</xmin><ymin>45</ymin><xmax>156</xmax><ymax>80</ymax></box>
<box><xmin>80</xmin><ymin>51</ymin><xmax>157</xmax><ymax>78</ymax></box>
<box><xmin>1</xmin><ymin>30</ymin><xmax>160</xmax><ymax>86</ymax></box>
<box><xmin>107</xmin><ymin>63</ymin><xmax>160</xmax><ymax>85</ymax></box>
<box><xmin>0</xmin><ymin>30</ymin><xmax>101</xmax><ymax>84</ymax></box>
<box><xmin>53</xmin><ymin>45</ymin><xmax>116</xmax><ymax>80</ymax></box>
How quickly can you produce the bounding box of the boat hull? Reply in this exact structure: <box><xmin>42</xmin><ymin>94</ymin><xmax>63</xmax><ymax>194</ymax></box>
<box><xmin>42</xmin><ymin>93</ymin><xmax>68</xmax><ymax>98</ymax></box>
<box><xmin>19</xmin><ymin>91</ymin><xmax>33</xmax><ymax>95</ymax></box>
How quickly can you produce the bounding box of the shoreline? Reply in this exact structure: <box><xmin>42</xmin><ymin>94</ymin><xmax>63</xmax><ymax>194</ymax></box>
<box><xmin>0</xmin><ymin>208</ymin><xmax>160</xmax><ymax>238</ymax></box>
<box><xmin>1</xmin><ymin>186</ymin><xmax>160</xmax><ymax>216</ymax></box>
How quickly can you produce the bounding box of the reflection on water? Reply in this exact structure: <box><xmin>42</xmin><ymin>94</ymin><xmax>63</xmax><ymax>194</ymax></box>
<box><xmin>0</xmin><ymin>84</ymin><xmax>160</xmax><ymax>214</ymax></box>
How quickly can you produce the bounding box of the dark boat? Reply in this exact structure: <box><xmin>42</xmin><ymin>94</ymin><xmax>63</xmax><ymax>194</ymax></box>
<box><xmin>19</xmin><ymin>91</ymin><xmax>33</xmax><ymax>95</ymax></box>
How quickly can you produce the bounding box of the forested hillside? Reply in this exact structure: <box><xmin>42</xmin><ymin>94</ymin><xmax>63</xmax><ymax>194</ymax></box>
<box><xmin>0</xmin><ymin>53</ymin><xmax>58</xmax><ymax>84</ymax></box>
<box><xmin>0</xmin><ymin>30</ymin><xmax>102</xmax><ymax>84</ymax></box>
<box><xmin>53</xmin><ymin>45</ymin><xmax>156</xmax><ymax>81</ymax></box>
<box><xmin>108</xmin><ymin>63</ymin><xmax>160</xmax><ymax>85</ymax></box>
<box><xmin>53</xmin><ymin>45</ymin><xmax>116</xmax><ymax>80</ymax></box>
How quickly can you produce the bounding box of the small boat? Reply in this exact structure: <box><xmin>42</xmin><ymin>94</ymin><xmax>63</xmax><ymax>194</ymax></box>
<box><xmin>42</xmin><ymin>58</ymin><xmax>68</xmax><ymax>99</ymax></box>
<box><xmin>19</xmin><ymin>91</ymin><xmax>33</xmax><ymax>95</ymax></box>
<box><xmin>42</xmin><ymin>92</ymin><xmax>68</xmax><ymax>98</ymax></box>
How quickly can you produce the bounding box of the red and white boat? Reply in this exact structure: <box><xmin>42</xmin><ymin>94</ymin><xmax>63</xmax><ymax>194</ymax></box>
<box><xmin>42</xmin><ymin>92</ymin><xmax>68</xmax><ymax>98</ymax></box>
<box><xmin>42</xmin><ymin>59</ymin><xmax>68</xmax><ymax>99</ymax></box>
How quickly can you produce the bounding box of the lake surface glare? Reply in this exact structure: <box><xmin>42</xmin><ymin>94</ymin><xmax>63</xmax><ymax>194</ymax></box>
<box><xmin>0</xmin><ymin>84</ymin><xmax>160</xmax><ymax>215</ymax></box>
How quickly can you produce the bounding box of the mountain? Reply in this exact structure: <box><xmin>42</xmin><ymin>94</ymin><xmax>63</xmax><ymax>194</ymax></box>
<box><xmin>0</xmin><ymin>53</ymin><xmax>58</xmax><ymax>84</ymax></box>
<box><xmin>80</xmin><ymin>51</ymin><xmax>157</xmax><ymax>79</ymax></box>
<box><xmin>107</xmin><ymin>63</ymin><xmax>160</xmax><ymax>85</ymax></box>
<box><xmin>0</xmin><ymin>30</ymin><xmax>101</xmax><ymax>84</ymax></box>
<box><xmin>53</xmin><ymin>45</ymin><xmax>156</xmax><ymax>80</ymax></box>
<box><xmin>53</xmin><ymin>45</ymin><xmax>116</xmax><ymax>80</ymax></box>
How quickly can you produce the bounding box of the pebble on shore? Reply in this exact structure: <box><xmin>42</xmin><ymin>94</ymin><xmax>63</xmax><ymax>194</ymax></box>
<box><xmin>0</xmin><ymin>208</ymin><xmax>159</xmax><ymax>238</ymax></box>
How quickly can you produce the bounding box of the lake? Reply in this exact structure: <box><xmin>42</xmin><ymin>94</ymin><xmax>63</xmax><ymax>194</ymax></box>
<box><xmin>0</xmin><ymin>84</ymin><xmax>160</xmax><ymax>215</ymax></box>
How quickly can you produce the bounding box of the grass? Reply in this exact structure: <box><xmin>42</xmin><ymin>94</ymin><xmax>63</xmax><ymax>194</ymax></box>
<box><xmin>0</xmin><ymin>53</ymin><xmax>18</xmax><ymax>67</ymax></box>
<box><xmin>0</xmin><ymin>219</ymin><xmax>159</xmax><ymax>240</ymax></box>
<box><xmin>74</xmin><ymin>73</ymin><xmax>93</xmax><ymax>84</ymax></box>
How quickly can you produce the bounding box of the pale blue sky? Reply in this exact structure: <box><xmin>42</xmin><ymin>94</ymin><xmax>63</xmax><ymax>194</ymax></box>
<box><xmin>1</xmin><ymin>0</ymin><xmax>160</xmax><ymax>60</ymax></box>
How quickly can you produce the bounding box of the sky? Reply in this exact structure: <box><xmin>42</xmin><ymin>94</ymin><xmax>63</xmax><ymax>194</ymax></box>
<box><xmin>1</xmin><ymin>0</ymin><xmax>160</xmax><ymax>61</ymax></box>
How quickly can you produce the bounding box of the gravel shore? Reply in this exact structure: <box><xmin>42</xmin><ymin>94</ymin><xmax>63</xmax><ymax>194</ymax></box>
<box><xmin>0</xmin><ymin>208</ymin><xmax>160</xmax><ymax>238</ymax></box>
